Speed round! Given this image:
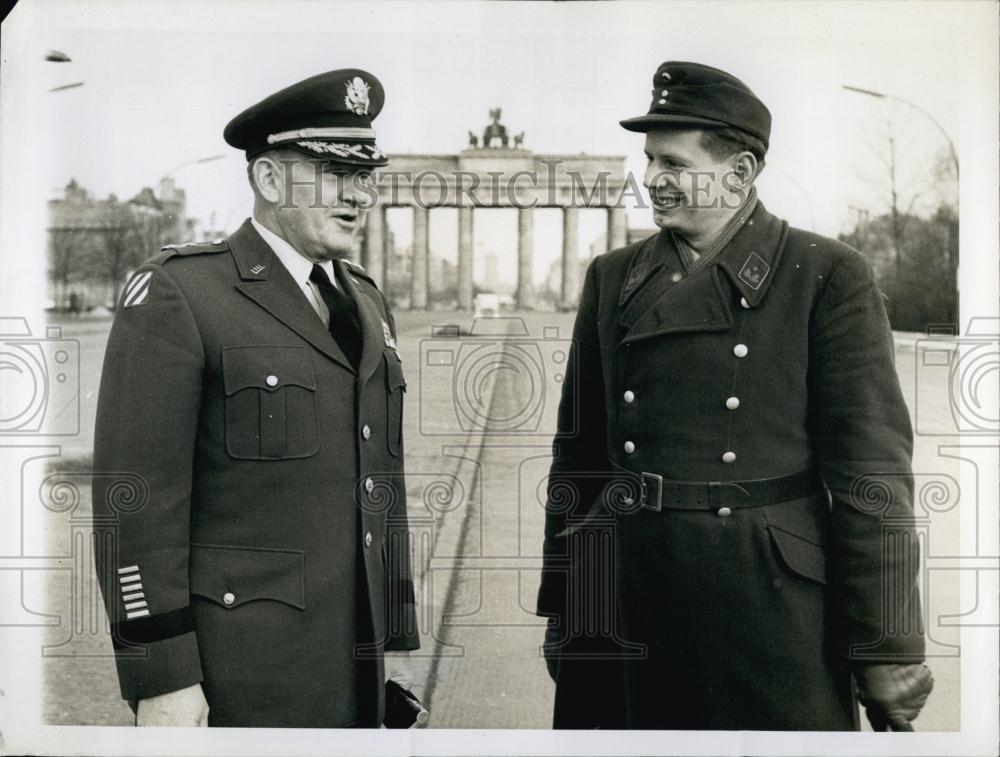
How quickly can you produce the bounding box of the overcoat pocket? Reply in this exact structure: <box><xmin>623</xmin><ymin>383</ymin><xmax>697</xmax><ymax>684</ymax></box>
<box><xmin>222</xmin><ymin>346</ymin><xmax>319</xmax><ymax>460</ymax></box>
<box><xmin>189</xmin><ymin>543</ymin><xmax>306</xmax><ymax>610</ymax></box>
<box><xmin>767</xmin><ymin>525</ymin><xmax>827</xmax><ymax>585</ymax></box>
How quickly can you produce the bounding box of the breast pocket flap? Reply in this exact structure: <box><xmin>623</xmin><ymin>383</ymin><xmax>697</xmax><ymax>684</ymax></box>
<box><xmin>384</xmin><ymin>351</ymin><xmax>406</xmax><ymax>392</ymax></box>
<box><xmin>222</xmin><ymin>346</ymin><xmax>317</xmax><ymax>395</ymax></box>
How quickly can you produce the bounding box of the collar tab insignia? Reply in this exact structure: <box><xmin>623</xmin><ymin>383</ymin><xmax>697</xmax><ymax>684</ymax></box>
<box><xmin>738</xmin><ymin>252</ymin><xmax>770</xmax><ymax>291</ymax></box>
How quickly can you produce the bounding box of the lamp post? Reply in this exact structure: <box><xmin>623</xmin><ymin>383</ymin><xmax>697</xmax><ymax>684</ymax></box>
<box><xmin>157</xmin><ymin>155</ymin><xmax>225</xmax><ymax>242</ymax></box>
<box><xmin>843</xmin><ymin>84</ymin><xmax>960</xmax><ymax>319</ymax></box>
<box><xmin>842</xmin><ymin>85</ymin><xmax>959</xmax><ymax>179</ymax></box>
<box><xmin>160</xmin><ymin>154</ymin><xmax>225</xmax><ymax>182</ymax></box>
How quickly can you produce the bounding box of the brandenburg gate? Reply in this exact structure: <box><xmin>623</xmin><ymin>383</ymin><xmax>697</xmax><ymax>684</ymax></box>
<box><xmin>358</xmin><ymin>110</ymin><xmax>629</xmax><ymax>309</ymax></box>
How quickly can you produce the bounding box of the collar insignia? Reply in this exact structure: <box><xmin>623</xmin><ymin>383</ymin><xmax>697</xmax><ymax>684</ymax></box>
<box><xmin>381</xmin><ymin>319</ymin><xmax>397</xmax><ymax>350</ymax></box>
<box><xmin>738</xmin><ymin>252</ymin><xmax>770</xmax><ymax>291</ymax></box>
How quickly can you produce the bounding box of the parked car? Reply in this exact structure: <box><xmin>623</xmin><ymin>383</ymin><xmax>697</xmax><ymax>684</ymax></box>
<box><xmin>473</xmin><ymin>292</ymin><xmax>500</xmax><ymax>318</ymax></box>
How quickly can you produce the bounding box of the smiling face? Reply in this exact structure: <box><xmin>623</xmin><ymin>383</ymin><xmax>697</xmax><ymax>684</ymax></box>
<box><xmin>642</xmin><ymin>128</ymin><xmax>747</xmax><ymax>242</ymax></box>
<box><xmin>254</xmin><ymin>150</ymin><xmax>374</xmax><ymax>262</ymax></box>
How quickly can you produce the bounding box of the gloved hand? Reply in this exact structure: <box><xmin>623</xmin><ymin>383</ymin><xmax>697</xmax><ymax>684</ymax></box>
<box><xmin>543</xmin><ymin>617</ymin><xmax>561</xmax><ymax>682</ymax></box>
<box><xmin>855</xmin><ymin>663</ymin><xmax>934</xmax><ymax>731</ymax></box>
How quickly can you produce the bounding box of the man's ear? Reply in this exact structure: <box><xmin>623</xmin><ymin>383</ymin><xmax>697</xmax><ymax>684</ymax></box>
<box><xmin>732</xmin><ymin>152</ymin><xmax>758</xmax><ymax>187</ymax></box>
<box><xmin>250</xmin><ymin>156</ymin><xmax>283</xmax><ymax>205</ymax></box>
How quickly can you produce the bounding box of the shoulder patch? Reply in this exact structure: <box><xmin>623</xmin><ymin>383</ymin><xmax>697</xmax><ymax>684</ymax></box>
<box><xmin>121</xmin><ymin>269</ymin><xmax>155</xmax><ymax>309</ymax></box>
<box><xmin>160</xmin><ymin>239</ymin><xmax>230</xmax><ymax>257</ymax></box>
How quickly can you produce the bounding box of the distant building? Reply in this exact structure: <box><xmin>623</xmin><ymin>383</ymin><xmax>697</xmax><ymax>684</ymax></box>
<box><xmin>47</xmin><ymin>178</ymin><xmax>196</xmax><ymax>310</ymax></box>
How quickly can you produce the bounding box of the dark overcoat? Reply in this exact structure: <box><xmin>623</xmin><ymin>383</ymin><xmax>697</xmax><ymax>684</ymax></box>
<box><xmin>538</xmin><ymin>201</ymin><xmax>924</xmax><ymax>730</ymax></box>
<box><xmin>92</xmin><ymin>220</ymin><xmax>419</xmax><ymax>728</ymax></box>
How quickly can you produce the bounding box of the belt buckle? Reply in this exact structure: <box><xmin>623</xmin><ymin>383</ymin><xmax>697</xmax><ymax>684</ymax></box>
<box><xmin>640</xmin><ymin>472</ymin><xmax>663</xmax><ymax>512</ymax></box>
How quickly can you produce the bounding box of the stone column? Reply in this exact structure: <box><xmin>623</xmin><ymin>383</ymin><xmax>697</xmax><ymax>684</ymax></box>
<box><xmin>607</xmin><ymin>206</ymin><xmax>628</xmax><ymax>252</ymax></box>
<box><xmin>457</xmin><ymin>206</ymin><xmax>474</xmax><ymax>310</ymax></box>
<box><xmin>516</xmin><ymin>207</ymin><xmax>534</xmax><ymax>310</ymax></box>
<box><xmin>411</xmin><ymin>206</ymin><xmax>429</xmax><ymax>310</ymax></box>
<box><xmin>561</xmin><ymin>206</ymin><xmax>579</xmax><ymax>308</ymax></box>
<box><xmin>362</xmin><ymin>203</ymin><xmax>385</xmax><ymax>290</ymax></box>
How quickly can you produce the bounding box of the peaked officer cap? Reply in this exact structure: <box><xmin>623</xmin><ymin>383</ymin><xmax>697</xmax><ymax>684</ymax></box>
<box><xmin>224</xmin><ymin>69</ymin><xmax>389</xmax><ymax>166</ymax></box>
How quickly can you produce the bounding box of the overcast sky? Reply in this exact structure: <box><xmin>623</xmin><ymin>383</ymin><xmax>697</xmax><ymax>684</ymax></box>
<box><xmin>2</xmin><ymin>0</ymin><xmax>995</xmax><ymax>289</ymax></box>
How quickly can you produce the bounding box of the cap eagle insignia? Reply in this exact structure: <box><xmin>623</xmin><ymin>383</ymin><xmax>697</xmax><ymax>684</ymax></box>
<box><xmin>344</xmin><ymin>77</ymin><xmax>371</xmax><ymax>115</ymax></box>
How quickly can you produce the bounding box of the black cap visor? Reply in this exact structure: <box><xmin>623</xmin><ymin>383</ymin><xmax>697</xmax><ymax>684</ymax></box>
<box><xmin>620</xmin><ymin>112</ymin><xmax>732</xmax><ymax>133</ymax></box>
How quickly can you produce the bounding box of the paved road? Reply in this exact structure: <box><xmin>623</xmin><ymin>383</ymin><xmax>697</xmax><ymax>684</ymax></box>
<box><xmin>414</xmin><ymin>313</ymin><xmax>962</xmax><ymax>731</ymax></box>
<box><xmin>39</xmin><ymin>311</ymin><xmax>962</xmax><ymax>731</ymax></box>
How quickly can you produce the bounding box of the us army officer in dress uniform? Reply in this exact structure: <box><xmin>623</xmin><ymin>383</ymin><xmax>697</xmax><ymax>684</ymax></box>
<box><xmin>92</xmin><ymin>70</ymin><xmax>418</xmax><ymax>727</ymax></box>
<box><xmin>538</xmin><ymin>62</ymin><xmax>933</xmax><ymax>730</ymax></box>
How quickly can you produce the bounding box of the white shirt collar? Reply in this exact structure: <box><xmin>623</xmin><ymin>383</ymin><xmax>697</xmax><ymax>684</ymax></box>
<box><xmin>251</xmin><ymin>216</ymin><xmax>335</xmax><ymax>286</ymax></box>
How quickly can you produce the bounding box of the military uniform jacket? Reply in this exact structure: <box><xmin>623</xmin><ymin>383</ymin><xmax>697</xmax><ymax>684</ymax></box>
<box><xmin>92</xmin><ymin>220</ymin><xmax>419</xmax><ymax>728</ymax></box>
<box><xmin>537</xmin><ymin>201</ymin><xmax>924</xmax><ymax>730</ymax></box>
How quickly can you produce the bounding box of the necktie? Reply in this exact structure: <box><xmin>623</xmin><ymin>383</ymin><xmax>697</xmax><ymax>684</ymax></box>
<box><xmin>309</xmin><ymin>263</ymin><xmax>362</xmax><ymax>369</ymax></box>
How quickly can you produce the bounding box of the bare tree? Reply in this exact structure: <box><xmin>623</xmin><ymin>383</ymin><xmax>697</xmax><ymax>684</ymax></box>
<box><xmin>854</xmin><ymin>110</ymin><xmax>926</xmax><ymax>276</ymax></box>
<box><xmin>48</xmin><ymin>226</ymin><xmax>89</xmax><ymax>309</ymax></box>
<box><xmin>134</xmin><ymin>210</ymin><xmax>170</xmax><ymax>262</ymax></box>
<box><xmin>94</xmin><ymin>196</ymin><xmax>144</xmax><ymax>309</ymax></box>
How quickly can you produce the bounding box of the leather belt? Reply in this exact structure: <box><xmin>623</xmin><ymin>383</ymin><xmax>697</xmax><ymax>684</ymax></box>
<box><xmin>610</xmin><ymin>465</ymin><xmax>825</xmax><ymax>513</ymax></box>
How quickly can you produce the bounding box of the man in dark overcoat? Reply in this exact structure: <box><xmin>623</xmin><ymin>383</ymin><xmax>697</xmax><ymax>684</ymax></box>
<box><xmin>92</xmin><ymin>69</ymin><xmax>418</xmax><ymax>727</ymax></box>
<box><xmin>538</xmin><ymin>61</ymin><xmax>933</xmax><ymax>730</ymax></box>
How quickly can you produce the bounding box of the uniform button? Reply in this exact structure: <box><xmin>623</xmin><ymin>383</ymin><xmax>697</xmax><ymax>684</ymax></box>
<box><xmin>365</xmin><ymin>531</ymin><xmax>373</xmax><ymax>548</ymax></box>
<box><xmin>660</xmin><ymin>89</ymin><xmax>669</xmax><ymax>96</ymax></box>
<box><xmin>623</xmin><ymin>390</ymin><xmax>635</xmax><ymax>404</ymax></box>
<box><xmin>740</xmin><ymin>297</ymin><xmax>750</xmax><ymax>309</ymax></box>
<box><xmin>361</xmin><ymin>424</ymin><xmax>372</xmax><ymax>440</ymax></box>
<box><xmin>265</xmin><ymin>374</ymin><xmax>278</xmax><ymax>387</ymax></box>
<box><xmin>623</xmin><ymin>496</ymin><xmax>635</xmax><ymax>506</ymax></box>
<box><xmin>722</xmin><ymin>451</ymin><xmax>736</xmax><ymax>464</ymax></box>
<box><xmin>624</xmin><ymin>441</ymin><xmax>635</xmax><ymax>454</ymax></box>
<box><xmin>726</xmin><ymin>396</ymin><xmax>740</xmax><ymax>410</ymax></box>
<box><xmin>364</xmin><ymin>477</ymin><xmax>374</xmax><ymax>493</ymax></box>
<box><xmin>222</xmin><ymin>592</ymin><xmax>235</xmax><ymax>606</ymax></box>
<box><xmin>733</xmin><ymin>344</ymin><xmax>749</xmax><ymax>358</ymax></box>
<box><xmin>658</xmin><ymin>98</ymin><xmax>667</xmax><ymax>104</ymax></box>
<box><xmin>717</xmin><ymin>507</ymin><xmax>733</xmax><ymax>518</ymax></box>
<box><xmin>670</xmin><ymin>271</ymin><xmax>683</xmax><ymax>283</ymax></box>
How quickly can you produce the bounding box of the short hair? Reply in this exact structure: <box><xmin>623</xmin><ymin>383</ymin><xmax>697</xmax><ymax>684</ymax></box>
<box><xmin>700</xmin><ymin>127</ymin><xmax>767</xmax><ymax>173</ymax></box>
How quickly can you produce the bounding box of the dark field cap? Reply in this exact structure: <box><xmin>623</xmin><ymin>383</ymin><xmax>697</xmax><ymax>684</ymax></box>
<box><xmin>224</xmin><ymin>69</ymin><xmax>389</xmax><ymax>166</ymax></box>
<box><xmin>620</xmin><ymin>61</ymin><xmax>771</xmax><ymax>148</ymax></box>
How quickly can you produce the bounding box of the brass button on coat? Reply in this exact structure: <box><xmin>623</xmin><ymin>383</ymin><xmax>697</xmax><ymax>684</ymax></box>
<box><xmin>223</xmin><ymin>591</ymin><xmax>235</xmax><ymax>606</ymax></box>
<box><xmin>624</xmin><ymin>390</ymin><xmax>635</xmax><ymax>404</ymax></box>
<box><xmin>364</xmin><ymin>531</ymin><xmax>373</xmax><ymax>548</ymax></box>
<box><xmin>364</xmin><ymin>477</ymin><xmax>374</xmax><ymax>493</ymax></box>
<box><xmin>722</xmin><ymin>451</ymin><xmax>736</xmax><ymax>464</ymax></box>
<box><xmin>733</xmin><ymin>344</ymin><xmax>749</xmax><ymax>358</ymax></box>
<box><xmin>726</xmin><ymin>397</ymin><xmax>740</xmax><ymax>410</ymax></box>
<box><xmin>717</xmin><ymin>507</ymin><xmax>733</xmax><ymax>518</ymax></box>
<box><xmin>361</xmin><ymin>424</ymin><xmax>371</xmax><ymax>440</ymax></box>
<box><xmin>624</xmin><ymin>441</ymin><xmax>636</xmax><ymax>454</ymax></box>
<box><xmin>265</xmin><ymin>374</ymin><xmax>278</xmax><ymax>387</ymax></box>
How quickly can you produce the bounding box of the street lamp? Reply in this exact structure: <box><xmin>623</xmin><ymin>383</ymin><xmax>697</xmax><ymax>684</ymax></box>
<box><xmin>842</xmin><ymin>85</ymin><xmax>959</xmax><ymax>178</ymax></box>
<box><xmin>160</xmin><ymin>154</ymin><xmax>225</xmax><ymax>181</ymax></box>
